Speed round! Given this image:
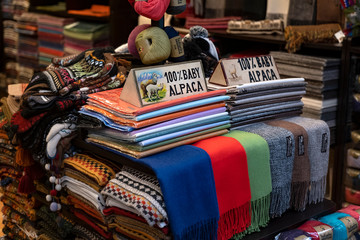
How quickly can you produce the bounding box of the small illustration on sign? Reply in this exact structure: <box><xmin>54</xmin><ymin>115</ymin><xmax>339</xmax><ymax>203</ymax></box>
<box><xmin>138</xmin><ymin>71</ymin><xmax>167</xmax><ymax>103</ymax></box>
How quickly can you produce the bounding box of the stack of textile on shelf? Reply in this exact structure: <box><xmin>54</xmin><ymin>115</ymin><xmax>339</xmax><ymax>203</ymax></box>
<box><xmin>37</xmin><ymin>15</ymin><xmax>74</xmax><ymax>67</ymax></box>
<box><xmin>3</xmin><ymin>20</ymin><xmax>19</xmax><ymax>85</ymax></box>
<box><xmin>11</xmin><ymin>0</ymin><xmax>29</xmax><ymax>20</ymax></box>
<box><xmin>344</xmin><ymin>130</ymin><xmax>360</xmax><ymax>205</ymax></box>
<box><xmin>0</xmin><ymin>85</ymin><xmax>42</xmax><ymax>239</ymax></box>
<box><xmin>226</xmin><ymin>19</ymin><xmax>284</xmax><ymax>35</ymax></box>
<box><xmin>80</xmin><ymin>88</ymin><xmax>230</xmax><ymax>159</ymax></box>
<box><xmin>275</xmin><ymin>204</ymin><xmax>360</xmax><ymax>240</ymax></box>
<box><xmin>63</xmin><ymin>21</ymin><xmax>110</xmax><ymax>55</ymax></box>
<box><xmin>1</xmin><ymin>0</ymin><xmax>14</xmax><ymax>19</ymax></box>
<box><xmin>16</xmin><ymin>12</ymin><xmax>41</xmax><ymax>82</ymax></box>
<box><xmin>3</xmin><ymin>20</ymin><xmax>18</xmax><ymax>59</ymax></box>
<box><xmin>185</xmin><ymin>16</ymin><xmax>242</xmax><ymax>30</ymax></box>
<box><xmin>270</xmin><ymin>51</ymin><xmax>341</xmax><ymax>131</ymax></box>
<box><xmin>4</xmin><ymin>62</ymin><xmax>18</xmax><ymax>87</ymax></box>
<box><xmin>59</xmin><ymin>153</ymin><xmax>119</xmax><ymax>239</ymax></box>
<box><xmin>208</xmin><ymin>78</ymin><xmax>306</xmax><ymax>128</ymax></box>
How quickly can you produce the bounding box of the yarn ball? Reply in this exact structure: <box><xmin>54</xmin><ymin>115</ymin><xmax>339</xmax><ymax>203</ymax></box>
<box><xmin>166</xmin><ymin>0</ymin><xmax>186</xmax><ymax>15</ymax></box>
<box><xmin>189</xmin><ymin>25</ymin><xmax>209</xmax><ymax>39</ymax></box>
<box><xmin>128</xmin><ymin>24</ymin><xmax>151</xmax><ymax>59</ymax></box>
<box><xmin>49</xmin><ymin>176</ymin><xmax>56</xmax><ymax>183</ymax></box>
<box><xmin>57</xmin><ymin>203</ymin><xmax>62</xmax><ymax>211</ymax></box>
<box><xmin>134</xmin><ymin>0</ymin><xmax>170</xmax><ymax>21</ymax></box>
<box><xmin>45</xmin><ymin>163</ymin><xmax>50</xmax><ymax>171</ymax></box>
<box><xmin>136</xmin><ymin>26</ymin><xmax>171</xmax><ymax>65</ymax></box>
<box><xmin>164</xmin><ymin>26</ymin><xmax>185</xmax><ymax>62</ymax></box>
<box><xmin>55</xmin><ymin>184</ymin><xmax>62</xmax><ymax>191</ymax></box>
<box><xmin>50</xmin><ymin>202</ymin><xmax>58</xmax><ymax>212</ymax></box>
<box><xmin>50</xmin><ymin>189</ymin><xmax>57</xmax><ymax>196</ymax></box>
<box><xmin>46</xmin><ymin>195</ymin><xmax>52</xmax><ymax>202</ymax></box>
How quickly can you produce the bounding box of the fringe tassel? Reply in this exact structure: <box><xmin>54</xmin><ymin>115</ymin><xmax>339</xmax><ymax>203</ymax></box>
<box><xmin>270</xmin><ymin>185</ymin><xmax>291</xmax><ymax>218</ymax></box>
<box><xmin>177</xmin><ymin>218</ymin><xmax>218</xmax><ymax>240</ymax></box>
<box><xmin>232</xmin><ymin>194</ymin><xmax>271</xmax><ymax>240</ymax></box>
<box><xmin>217</xmin><ymin>201</ymin><xmax>251</xmax><ymax>240</ymax></box>
<box><xmin>290</xmin><ymin>181</ymin><xmax>310</xmax><ymax>211</ymax></box>
<box><xmin>308</xmin><ymin>176</ymin><xmax>327</xmax><ymax>204</ymax></box>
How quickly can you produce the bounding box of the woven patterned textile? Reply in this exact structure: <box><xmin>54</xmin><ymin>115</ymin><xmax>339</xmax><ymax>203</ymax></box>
<box><xmin>63</xmin><ymin>153</ymin><xmax>115</xmax><ymax>186</ymax></box>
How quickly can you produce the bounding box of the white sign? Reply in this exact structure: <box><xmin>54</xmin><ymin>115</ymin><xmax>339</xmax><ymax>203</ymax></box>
<box><xmin>120</xmin><ymin>60</ymin><xmax>208</xmax><ymax>107</ymax></box>
<box><xmin>209</xmin><ymin>55</ymin><xmax>280</xmax><ymax>86</ymax></box>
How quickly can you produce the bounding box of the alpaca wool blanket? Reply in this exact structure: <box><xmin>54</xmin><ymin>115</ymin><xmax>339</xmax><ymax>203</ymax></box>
<box><xmin>224</xmin><ymin>131</ymin><xmax>272</xmax><ymax>239</ymax></box>
<box><xmin>192</xmin><ymin>135</ymin><xmax>251</xmax><ymax>240</ymax></box>
<box><xmin>97</xmin><ymin>145</ymin><xmax>219</xmax><ymax>240</ymax></box>
<box><xmin>266</xmin><ymin>119</ymin><xmax>310</xmax><ymax>211</ymax></box>
<box><xmin>237</xmin><ymin>122</ymin><xmax>294</xmax><ymax>217</ymax></box>
<box><xmin>285</xmin><ymin>116</ymin><xmax>330</xmax><ymax>205</ymax></box>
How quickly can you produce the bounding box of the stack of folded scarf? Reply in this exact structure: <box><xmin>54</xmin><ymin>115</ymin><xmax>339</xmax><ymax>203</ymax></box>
<box><xmin>1</xmin><ymin>0</ymin><xmax>14</xmax><ymax>19</ymax></box>
<box><xmin>82</xmin><ymin>88</ymin><xmax>230</xmax><ymax>158</ymax></box>
<box><xmin>102</xmin><ymin>165</ymin><xmax>171</xmax><ymax>239</ymax></box>
<box><xmin>9</xmin><ymin>47</ymin><xmax>127</xmax><ymax>208</ymax></box>
<box><xmin>60</xmin><ymin>153</ymin><xmax>116</xmax><ymax>239</ymax></box>
<box><xmin>270</xmin><ymin>51</ymin><xmax>341</xmax><ymax>130</ymax></box>
<box><xmin>4</xmin><ymin>62</ymin><xmax>19</xmax><ymax>86</ymax></box>
<box><xmin>63</xmin><ymin>21</ymin><xmax>110</xmax><ymax>55</ymax></box>
<box><xmin>37</xmin><ymin>15</ymin><xmax>75</xmax><ymax>67</ymax></box>
<box><xmin>209</xmin><ymin>78</ymin><xmax>306</xmax><ymax>129</ymax></box>
<box><xmin>16</xmin><ymin>12</ymin><xmax>42</xmax><ymax>77</ymax></box>
<box><xmin>3</xmin><ymin>20</ymin><xmax>18</xmax><ymax>60</ymax></box>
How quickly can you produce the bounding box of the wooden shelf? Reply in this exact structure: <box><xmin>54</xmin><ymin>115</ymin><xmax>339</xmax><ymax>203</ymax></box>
<box><xmin>209</xmin><ymin>29</ymin><xmax>343</xmax><ymax>51</ymax></box>
<box><xmin>29</xmin><ymin>6</ymin><xmax>109</xmax><ymax>22</ymax></box>
<box><xmin>243</xmin><ymin>199</ymin><xmax>336</xmax><ymax>240</ymax></box>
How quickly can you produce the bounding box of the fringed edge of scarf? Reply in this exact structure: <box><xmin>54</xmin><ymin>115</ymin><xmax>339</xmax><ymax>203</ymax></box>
<box><xmin>270</xmin><ymin>185</ymin><xmax>291</xmax><ymax>218</ymax></box>
<box><xmin>232</xmin><ymin>194</ymin><xmax>271</xmax><ymax>240</ymax></box>
<box><xmin>217</xmin><ymin>201</ymin><xmax>251</xmax><ymax>240</ymax></box>
<box><xmin>175</xmin><ymin>217</ymin><xmax>218</xmax><ymax>240</ymax></box>
<box><xmin>308</xmin><ymin>176</ymin><xmax>327</xmax><ymax>205</ymax></box>
<box><xmin>290</xmin><ymin>181</ymin><xmax>310</xmax><ymax>211</ymax></box>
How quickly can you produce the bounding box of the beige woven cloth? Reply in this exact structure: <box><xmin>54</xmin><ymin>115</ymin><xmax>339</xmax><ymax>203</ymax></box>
<box><xmin>285</xmin><ymin>23</ymin><xmax>342</xmax><ymax>53</ymax></box>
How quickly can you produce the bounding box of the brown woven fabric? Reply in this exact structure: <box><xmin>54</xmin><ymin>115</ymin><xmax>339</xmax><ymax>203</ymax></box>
<box><xmin>108</xmin><ymin>215</ymin><xmax>170</xmax><ymax>240</ymax></box>
<box><xmin>266</xmin><ymin>120</ymin><xmax>310</xmax><ymax>211</ymax></box>
<box><xmin>284</xmin><ymin>24</ymin><xmax>342</xmax><ymax>53</ymax></box>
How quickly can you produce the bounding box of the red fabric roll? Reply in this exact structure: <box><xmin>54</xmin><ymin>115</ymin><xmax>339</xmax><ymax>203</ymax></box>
<box><xmin>193</xmin><ymin>136</ymin><xmax>251</xmax><ymax>240</ymax></box>
<box><xmin>345</xmin><ymin>187</ymin><xmax>360</xmax><ymax>205</ymax></box>
<box><xmin>297</xmin><ymin>220</ymin><xmax>333</xmax><ymax>240</ymax></box>
<box><xmin>134</xmin><ymin>0</ymin><xmax>170</xmax><ymax>21</ymax></box>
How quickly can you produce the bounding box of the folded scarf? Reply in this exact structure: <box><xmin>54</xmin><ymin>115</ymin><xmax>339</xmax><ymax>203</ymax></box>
<box><xmin>224</xmin><ymin>131</ymin><xmax>272</xmax><ymax>239</ymax></box>
<box><xmin>193</xmin><ymin>135</ymin><xmax>251</xmax><ymax>240</ymax></box>
<box><xmin>101</xmin><ymin>165</ymin><xmax>168</xmax><ymax>227</ymax></box>
<box><xmin>238</xmin><ymin>122</ymin><xmax>294</xmax><ymax>217</ymax></box>
<box><xmin>266</xmin><ymin>119</ymin><xmax>310</xmax><ymax>211</ymax></box>
<box><xmin>108</xmin><ymin>215</ymin><xmax>170</xmax><ymax>240</ymax></box>
<box><xmin>63</xmin><ymin>153</ymin><xmax>115</xmax><ymax>187</ymax></box>
<box><xmin>285</xmin><ymin>116</ymin><xmax>330</xmax><ymax>205</ymax></box>
<box><xmin>100</xmin><ymin>145</ymin><xmax>219</xmax><ymax>240</ymax></box>
<box><xmin>318</xmin><ymin>212</ymin><xmax>358</xmax><ymax>240</ymax></box>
